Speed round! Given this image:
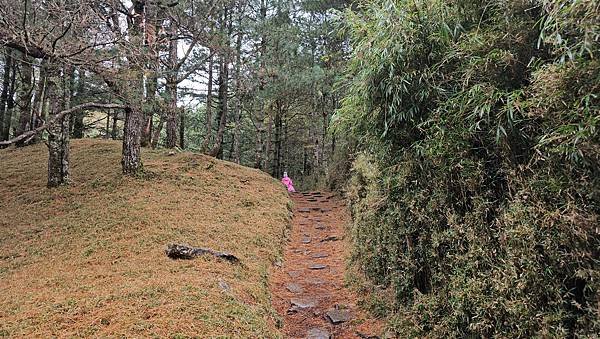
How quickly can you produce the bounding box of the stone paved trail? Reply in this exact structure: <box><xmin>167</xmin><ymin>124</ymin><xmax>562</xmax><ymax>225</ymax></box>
<box><xmin>270</xmin><ymin>192</ymin><xmax>382</xmax><ymax>339</ymax></box>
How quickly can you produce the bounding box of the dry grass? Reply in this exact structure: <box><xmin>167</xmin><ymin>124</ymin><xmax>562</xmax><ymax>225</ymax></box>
<box><xmin>0</xmin><ymin>139</ymin><xmax>291</xmax><ymax>338</ymax></box>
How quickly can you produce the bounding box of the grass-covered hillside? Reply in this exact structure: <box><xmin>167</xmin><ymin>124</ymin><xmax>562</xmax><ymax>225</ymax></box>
<box><xmin>0</xmin><ymin>139</ymin><xmax>291</xmax><ymax>337</ymax></box>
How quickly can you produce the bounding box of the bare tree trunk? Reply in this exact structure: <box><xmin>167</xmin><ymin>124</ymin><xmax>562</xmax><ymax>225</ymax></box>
<box><xmin>67</xmin><ymin>68</ymin><xmax>76</xmax><ymax>135</ymax></box>
<box><xmin>303</xmin><ymin>146</ymin><xmax>309</xmax><ymax>175</ymax></box>
<box><xmin>122</xmin><ymin>105</ymin><xmax>143</xmax><ymax>174</ymax></box>
<box><xmin>264</xmin><ymin>111</ymin><xmax>272</xmax><ymax>171</ymax></box>
<box><xmin>47</xmin><ymin>63</ymin><xmax>70</xmax><ymax>187</ymax></box>
<box><xmin>209</xmin><ymin>56</ymin><xmax>229</xmax><ymax>158</ymax></box>
<box><xmin>165</xmin><ymin>19</ymin><xmax>179</xmax><ymax>148</ymax></box>
<box><xmin>15</xmin><ymin>52</ymin><xmax>33</xmax><ymax>146</ymax></box>
<box><xmin>151</xmin><ymin>113</ymin><xmax>163</xmax><ymax>148</ymax></box>
<box><xmin>141</xmin><ymin>2</ymin><xmax>160</xmax><ymax>147</ymax></box>
<box><xmin>179</xmin><ymin>108</ymin><xmax>185</xmax><ymax>149</ymax></box>
<box><xmin>253</xmin><ymin>0</ymin><xmax>267</xmax><ymax>169</ymax></box>
<box><xmin>111</xmin><ymin>110</ymin><xmax>118</xmax><ymax>140</ymax></box>
<box><xmin>201</xmin><ymin>53</ymin><xmax>214</xmax><ymax>152</ymax></box>
<box><xmin>254</xmin><ymin>115</ymin><xmax>264</xmax><ymax>169</ymax></box>
<box><xmin>104</xmin><ymin>110</ymin><xmax>110</xmax><ymax>139</ymax></box>
<box><xmin>232</xmin><ymin>103</ymin><xmax>241</xmax><ymax>163</ymax></box>
<box><xmin>140</xmin><ymin>92</ymin><xmax>154</xmax><ymax>146</ymax></box>
<box><xmin>142</xmin><ymin>67</ymin><xmax>157</xmax><ymax>147</ymax></box>
<box><xmin>232</xmin><ymin>11</ymin><xmax>243</xmax><ymax>164</ymax></box>
<box><xmin>121</xmin><ymin>0</ymin><xmax>145</xmax><ymax>174</ymax></box>
<box><xmin>0</xmin><ymin>48</ymin><xmax>12</xmax><ymax>141</ymax></box>
<box><xmin>331</xmin><ymin>132</ymin><xmax>336</xmax><ymax>155</ymax></box>
<box><xmin>30</xmin><ymin>59</ymin><xmax>47</xmax><ymax>143</ymax></box>
<box><xmin>1</xmin><ymin>52</ymin><xmax>16</xmax><ymax>141</ymax></box>
<box><xmin>165</xmin><ymin>80</ymin><xmax>178</xmax><ymax>148</ymax></box>
<box><xmin>331</xmin><ymin>97</ymin><xmax>337</xmax><ymax>155</ymax></box>
<box><xmin>272</xmin><ymin>105</ymin><xmax>282</xmax><ymax>177</ymax></box>
<box><xmin>312</xmin><ymin>106</ymin><xmax>320</xmax><ymax>169</ymax></box>
<box><xmin>72</xmin><ymin>70</ymin><xmax>86</xmax><ymax>138</ymax></box>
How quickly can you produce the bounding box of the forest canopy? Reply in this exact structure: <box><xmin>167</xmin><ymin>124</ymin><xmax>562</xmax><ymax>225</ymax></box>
<box><xmin>0</xmin><ymin>0</ymin><xmax>345</xmax><ymax>187</ymax></box>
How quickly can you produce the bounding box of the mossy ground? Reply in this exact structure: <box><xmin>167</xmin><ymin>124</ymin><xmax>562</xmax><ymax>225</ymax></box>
<box><xmin>0</xmin><ymin>139</ymin><xmax>291</xmax><ymax>338</ymax></box>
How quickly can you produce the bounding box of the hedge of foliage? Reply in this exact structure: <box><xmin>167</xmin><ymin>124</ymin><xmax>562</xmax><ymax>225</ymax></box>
<box><xmin>335</xmin><ymin>0</ymin><xmax>599</xmax><ymax>336</ymax></box>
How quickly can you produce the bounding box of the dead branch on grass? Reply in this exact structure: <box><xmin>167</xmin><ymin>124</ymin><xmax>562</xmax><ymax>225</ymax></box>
<box><xmin>165</xmin><ymin>244</ymin><xmax>240</xmax><ymax>263</ymax></box>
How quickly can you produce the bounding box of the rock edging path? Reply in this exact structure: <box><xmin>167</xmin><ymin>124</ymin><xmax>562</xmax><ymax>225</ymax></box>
<box><xmin>270</xmin><ymin>192</ymin><xmax>381</xmax><ymax>338</ymax></box>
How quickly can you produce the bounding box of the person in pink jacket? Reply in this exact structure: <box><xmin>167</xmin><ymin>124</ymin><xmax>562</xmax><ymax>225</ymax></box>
<box><xmin>281</xmin><ymin>172</ymin><xmax>296</xmax><ymax>192</ymax></box>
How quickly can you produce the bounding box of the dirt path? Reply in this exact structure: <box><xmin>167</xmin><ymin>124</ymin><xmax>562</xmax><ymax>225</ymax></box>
<box><xmin>270</xmin><ymin>191</ymin><xmax>382</xmax><ymax>339</ymax></box>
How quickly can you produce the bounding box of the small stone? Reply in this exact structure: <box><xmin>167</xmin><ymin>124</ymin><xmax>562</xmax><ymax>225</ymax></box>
<box><xmin>290</xmin><ymin>298</ymin><xmax>317</xmax><ymax>309</ymax></box>
<box><xmin>309</xmin><ymin>264</ymin><xmax>327</xmax><ymax>270</ymax></box>
<box><xmin>306</xmin><ymin>328</ymin><xmax>330</xmax><ymax>339</ymax></box>
<box><xmin>326</xmin><ymin>308</ymin><xmax>352</xmax><ymax>324</ymax></box>
<box><xmin>309</xmin><ymin>278</ymin><xmax>326</xmax><ymax>285</ymax></box>
<box><xmin>298</xmin><ymin>208</ymin><xmax>311</xmax><ymax>213</ymax></box>
<box><xmin>218</xmin><ymin>279</ymin><xmax>230</xmax><ymax>292</ymax></box>
<box><xmin>321</xmin><ymin>208</ymin><xmax>332</xmax><ymax>213</ymax></box>
<box><xmin>287</xmin><ymin>270</ymin><xmax>302</xmax><ymax>278</ymax></box>
<box><xmin>311</xmin><ymin>252</ymin><xmax>328</xmax><ymax>259</ymax></box>
<box><xmin>321</xmin><ymin>235</ymin><xmax>340</xmax><ymax>242</ymax></box>
<box><xmin>315</xmin><ymin>224</ymin><xmax>326</xmax><ymax>230</ymax></box>
<box><xmin>285</xmin><ymin>283</ymin><xmax>303</xmax><ymax>293</ymax></box>
<box><xmin>302</xmin><ymin>236</ymin><xmax>312</xmax><ymax>244</ymax></box>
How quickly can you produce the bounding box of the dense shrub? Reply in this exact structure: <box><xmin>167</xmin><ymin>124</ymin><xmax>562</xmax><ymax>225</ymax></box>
<box><xmin>336</xmin><ymin>0</ymin><xmax>599</xmax><ymax>336</ymax></box>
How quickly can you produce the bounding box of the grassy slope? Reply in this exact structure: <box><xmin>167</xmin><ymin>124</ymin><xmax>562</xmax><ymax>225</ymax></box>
<box><xmin>0</xmin><ymin>139</ymin><xmax>291</xmax><ymax>338</ymax></box>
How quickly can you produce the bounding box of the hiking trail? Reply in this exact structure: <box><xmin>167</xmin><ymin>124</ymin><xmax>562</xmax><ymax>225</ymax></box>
<box><xmin>270</xmin><ymin>191</ymin><xmax>382</xmax><ymax>338</ymax></box>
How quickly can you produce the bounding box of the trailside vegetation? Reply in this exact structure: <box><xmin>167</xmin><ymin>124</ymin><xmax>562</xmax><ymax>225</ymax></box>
<box><xmin>336</xmin><ymin>0</ymin><xmax>599</xmax><ymax>337</ymax></box>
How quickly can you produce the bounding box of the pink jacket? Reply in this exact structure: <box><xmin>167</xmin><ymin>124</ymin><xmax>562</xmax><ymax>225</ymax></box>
<box><xmin>281</xmin><ymin>177</ymin><xmax>296</xmax><ymax>192</ymax></box>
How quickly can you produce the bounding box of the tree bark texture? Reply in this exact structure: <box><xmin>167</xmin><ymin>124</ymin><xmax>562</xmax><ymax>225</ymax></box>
<box><xmin>165</xmin><ymin>19</ymin><xmax>179</xmax><ymax>148</ymax></box>
<box><xmin>121</xmin><ymin>0</ymin><xmax>146</xmax><ymax>174</ymax></box>
<box><xmin>0</xmin><ymin>48</ymin><xmax>13</xmax><ymax>141</ymax></box>
<box><xmin>30</xmin><ymin>59</ymin><xmax>47</xmax><ymax>144</ymax></box>
<box><xmin>46</xmin><ymin>63</ymin><xmax>70</xmax><ymax>187</ymax></box>
<box><xmin>1</xmin><ymin>51</ymin><xmax>16</xmax><ymax>141</ymax></box>
<box><xmin>15</xmin><ymin>52</ymin><xmax>33</xmax><ymax>146</ymax></box>
<box><xmin>72</xmin><ymin>70</ymin><xmax>86</xmax><ymax>138</ymax></box>
<box><xmin>121</xmin><ymin>105</ymin><xmax>143</xmax><ymax>174</ymax></box>
<box><xmin>209</xmin><ymin>56</ymin><xmax>229</xmax><ymax>158</ymax></box>
<box><xmin>232</xmin><ymin>22</ymin><xmax>242</xmax><ymax>164</ymax></box>
<box><xmin>201</xmin><ymin>53</ymin><xmax>214</xmax><ymax>152</ymax></box>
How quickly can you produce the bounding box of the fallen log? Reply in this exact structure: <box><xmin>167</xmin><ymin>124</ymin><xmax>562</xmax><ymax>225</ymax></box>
<box><xmin>165</xmin><ymin>244</ymin><xmax>240</xmax><ymax>263</ymax></box>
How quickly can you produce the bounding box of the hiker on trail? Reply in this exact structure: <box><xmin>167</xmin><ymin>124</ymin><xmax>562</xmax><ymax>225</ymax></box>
<box><xmin>281</xmin><ymin>172</ymin><xmax>296</xmax><ymax>193</ymax></box>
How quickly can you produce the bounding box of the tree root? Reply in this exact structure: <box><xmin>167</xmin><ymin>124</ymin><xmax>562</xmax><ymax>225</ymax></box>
<box><xmin>165</xmin><ymin>244</ymin><xmax>240</xmax><ymax>263</ymax></box>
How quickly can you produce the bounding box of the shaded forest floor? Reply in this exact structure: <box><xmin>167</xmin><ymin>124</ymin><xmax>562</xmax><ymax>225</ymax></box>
<box><xmin>0</xmin><ymin>140</ymin><xmax>291</xmax><ymax>337</ymax></box>
<box><xmin>270</xmin><ymin>192</ymin><xmax>382</xmax><ymax>338</ymax></box>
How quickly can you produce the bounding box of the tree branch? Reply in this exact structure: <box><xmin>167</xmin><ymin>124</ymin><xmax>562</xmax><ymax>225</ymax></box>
<box><xmin>0</xmin><ymin>102</ymin><xmax>127</xmax><ymax>146</ymax></box>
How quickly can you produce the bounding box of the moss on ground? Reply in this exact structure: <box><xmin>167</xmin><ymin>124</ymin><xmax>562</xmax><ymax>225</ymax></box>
<box><xmin>0</xmin><ymin>139</ymin><xmax>291</xmax><ymax>338</ymax></box>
